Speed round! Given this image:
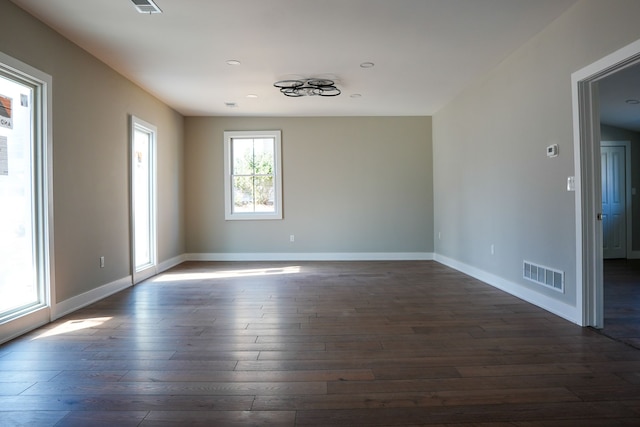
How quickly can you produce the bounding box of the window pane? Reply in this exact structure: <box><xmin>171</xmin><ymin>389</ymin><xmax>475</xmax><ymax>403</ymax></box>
<box><xmin>231</xmin><ymin>137</ymin><xmax>275</xmax><ymax>213</ymax></box>
<box><xmin>133</xmin><ymin>128</ymin><xmax>152</xmax><ymax>269</ymax></box>
<box><xmin>253</xmin><ymin>138</ymin><xmax>274</xmax><ymax>175</ymax></box>
<box><xmin>232</xmin><ymin>138</ymin><xmax>254</xmax><ymax>175</ymax></box>
<box><xmin>232</xmin><ymin>176</ymin><xmax>254</xmax><ymax>212</ymax></box>
<box><xmin>254</xmin><ymin>176</ymin><xmax>275</xmax><ymax>212</ymax></box>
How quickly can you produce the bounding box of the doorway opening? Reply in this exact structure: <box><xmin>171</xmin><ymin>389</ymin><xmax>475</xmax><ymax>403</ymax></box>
<box><xmin>573</xmin><ymin>39</ymin><xmax>640</xmax><ymax>330</ymax></box>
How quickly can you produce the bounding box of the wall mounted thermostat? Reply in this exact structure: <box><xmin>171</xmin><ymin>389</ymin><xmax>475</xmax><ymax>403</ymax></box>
<box><xmin>546</xmin><ymin>144</ymin><xmax>559</xmax><ymax>157</ymax></box>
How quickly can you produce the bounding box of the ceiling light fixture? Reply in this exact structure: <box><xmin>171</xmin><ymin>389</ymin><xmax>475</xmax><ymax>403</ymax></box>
<box><xmin>226</xmin><ymin>60</ymin><xmax>241</xmax><ymax>66</ymax></box>
<box><xmin>274</xmin><ymin>79</ymin><xmax>341</xmax><ymax>97</ymax></box>
<box><xmin>625</xmin><ymin>99</ymin><xmax>640</xmax><ymax>104</ymax></box>
<box><xmin>360</xmin><ymin>62</ymin><xmax>375</xmax><ymax>68</ymax></box>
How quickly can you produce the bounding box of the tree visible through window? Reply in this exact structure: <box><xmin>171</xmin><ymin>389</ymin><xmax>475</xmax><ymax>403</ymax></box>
<box><xmin>224</xmin><ymin>130</ymin><xmax>282</xmax><ymax>220</ymax></box>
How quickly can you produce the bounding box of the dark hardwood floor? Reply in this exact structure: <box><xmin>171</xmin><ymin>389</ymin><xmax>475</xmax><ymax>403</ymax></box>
<box><xmin>603</xmin><ymin>259</ymin><xmax>640</xmax><ymax>349</ymax></box>
<box><xmin>1</xmin><ymin>261</ymin><xmax>640</xmax><ymax>426</ymax></box>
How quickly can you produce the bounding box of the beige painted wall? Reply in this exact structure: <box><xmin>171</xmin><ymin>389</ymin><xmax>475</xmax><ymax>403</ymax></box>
<box><xmin>433</xmin><ymin>0</ymin><xmax>640</xmax><ymax>310</ymax></box>
<box><xmin>0</xmin><ymin>1</ymin><xmax>185</xmax><ymax>302</ymax></box>
<box><xmin>185</xmin><ymin>116</ymin><xmax>433</xmax><ymax>255</ymax></box>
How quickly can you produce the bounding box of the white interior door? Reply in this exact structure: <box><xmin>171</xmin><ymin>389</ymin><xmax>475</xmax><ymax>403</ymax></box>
<box><xmin>601</xmin><ymin>144</ymin><xmax>626</xmax><ymax>259</ymax></box>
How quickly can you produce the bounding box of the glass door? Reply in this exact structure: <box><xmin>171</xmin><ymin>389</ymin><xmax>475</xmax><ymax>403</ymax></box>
<box><xmin>131</xmin><ymin>116</ymin><xmax>157</xmax><ymax>283</ymax></box>
<box><xmin>0</xmin><ymin>55</ymin><xmax>51</xmax><ymax>326</ymax></box>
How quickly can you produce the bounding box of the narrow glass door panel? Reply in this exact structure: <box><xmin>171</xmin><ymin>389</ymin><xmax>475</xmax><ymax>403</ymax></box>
<box><xmin>0</xmin><ymin>74</ymin><xmax>39</xmax><ymax>316</ymax></box>
<box><xmin>131</xmin><ymin>116</ymin><xmax>156</xmax><ymax>283</ymax></box>
<box><xmin>134</xmin><ymin>128</ymin><xmax>151</xmax><ymax>268</ymax></box>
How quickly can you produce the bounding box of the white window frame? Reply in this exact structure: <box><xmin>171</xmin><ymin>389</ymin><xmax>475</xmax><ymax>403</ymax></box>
<box><xmin>224</xmin><ymin>130</ymin><xmax>282</xmax><ymax>220</ymax></box>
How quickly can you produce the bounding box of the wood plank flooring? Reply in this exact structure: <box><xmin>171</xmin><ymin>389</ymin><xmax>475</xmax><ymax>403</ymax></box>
<box><xmin>1</xmin><ymin>261</ymin><xmax>640</xmax><ymax>426</ymax></box>
<box><xmin>603</xmin><ymin>259</ymin><xmax>640</xmax><ymax>349</ymax></box>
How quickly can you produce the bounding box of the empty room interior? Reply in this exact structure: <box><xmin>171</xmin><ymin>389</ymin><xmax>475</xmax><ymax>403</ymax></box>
<box><xmin>2</xmin><ymin>0</ymin><xmax>640</xmax><ymax>425</ymax></box>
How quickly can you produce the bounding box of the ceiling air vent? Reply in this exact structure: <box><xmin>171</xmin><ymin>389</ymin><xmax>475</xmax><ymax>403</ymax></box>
<box><xmin>131</xmin><ymin>0</ymin><xmax>162</xmax><ymax>14</ymax></box>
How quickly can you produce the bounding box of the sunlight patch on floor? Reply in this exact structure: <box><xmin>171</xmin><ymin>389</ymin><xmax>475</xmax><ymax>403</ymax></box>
<box><xmin>32</xmin><ymin>317</ymin><xmax>112</xmax><ymax>340</ymax></box>
<box><xmin>153</xmin><ymin>266</ymin><xmax>302</xmax><ymax>282</ymax></box>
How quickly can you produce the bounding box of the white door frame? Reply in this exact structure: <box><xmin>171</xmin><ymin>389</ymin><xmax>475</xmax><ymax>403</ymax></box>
<box><xmin>572</xmin><ymin>39</ymin><xmax>640</xmax><ymax>328</ymax></box>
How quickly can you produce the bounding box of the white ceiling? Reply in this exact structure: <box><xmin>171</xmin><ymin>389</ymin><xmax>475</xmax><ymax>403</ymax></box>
<box><xmin>11</xmin><ymin>0</ymin><xmax>580</xmax><ymax>117</ymax></box>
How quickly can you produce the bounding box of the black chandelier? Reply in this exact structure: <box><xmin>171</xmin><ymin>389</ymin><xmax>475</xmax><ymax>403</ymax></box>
<box><xmin>274</xmin><ymin>78</ymin><xmax>341</xmax><ymax>97</ymax></box>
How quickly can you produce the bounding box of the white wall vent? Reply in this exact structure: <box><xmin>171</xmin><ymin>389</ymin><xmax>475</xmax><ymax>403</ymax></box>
<box><xmin>131</xmin><ymin>0</ymin><xmax>162</xmax><ymax>14</ymax></box>
<box><xmin>523</xmin><ymin>260</ymin><xmax>564</xmax><ymax>292</ymax></box>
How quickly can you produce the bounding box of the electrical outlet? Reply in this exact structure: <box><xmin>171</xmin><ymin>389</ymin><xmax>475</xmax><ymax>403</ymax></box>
<box><xmin>490</xmin><ymin>244</ymin><xmax>495</xmax><ymax>255</ymax></box>
<box><xmin>289</xmin><ymin>234</ymin><xmax>295</xmax><ymax>243</ymax></box>
<box><xmin>100</xmin><ymin>256</ymin><xmax>105</xmax><ymax>268</ymax></box>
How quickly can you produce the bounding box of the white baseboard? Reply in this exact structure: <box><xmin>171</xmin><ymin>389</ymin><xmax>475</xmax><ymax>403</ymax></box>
<box><xmin>185</xmin><ymin>252</ymin><xmax>434</xmax><ymax>262</ymax></box>
<box><xmin>50</xmin><ymin>255</ymin><xmax>185</xmax><ymax>321</ymax></box>
<box><xmin>52</xmin><ymin>276</ymin><xmax>132</xmax><ymax>320</ymax></box>
<box><xmin>434</xmin><ymin>254</ymin><xmax>581</xmax><ymax>325</ymax></box>
<box><xmin>158</xmin><ymin>253</ymin><xmax>187</xmax><ymax>272</ymax></box>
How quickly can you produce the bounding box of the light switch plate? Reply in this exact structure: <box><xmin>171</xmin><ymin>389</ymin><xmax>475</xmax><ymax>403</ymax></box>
<box><xmin>567</xmin><ymin>176</ymin><xmax>575</xmax><ymax>191</ymax></box>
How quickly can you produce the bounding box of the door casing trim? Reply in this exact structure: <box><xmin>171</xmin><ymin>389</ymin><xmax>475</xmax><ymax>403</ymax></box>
<box><xmin>572</xmin><ymin>38</ymin><xmax>640</xmax><ymax>328</ymax></box>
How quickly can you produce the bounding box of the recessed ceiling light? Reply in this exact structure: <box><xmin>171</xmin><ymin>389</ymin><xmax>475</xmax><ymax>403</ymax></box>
<box><xmin>625</xmin><ymin>99</ymin><xmax>640</xmax><ymax>104</ymax></box>
<box><xmin>350</xmin><ymin>94</ymin><xmax>362</xmax><ymax>98</ymax></box>
<box><xmin>246</xmin><ymin>94</ymin><xmax>258</xmax><ymax>98</ymax></box>
<box><xmin>360</xmin><ymin>62</ymin><xmax>375</xmax><ymax>68</ymax></box>
<box><xmin>226</xmin><ymin>60</ymin><xmax>241</xmax><ymax>66</ymax></box>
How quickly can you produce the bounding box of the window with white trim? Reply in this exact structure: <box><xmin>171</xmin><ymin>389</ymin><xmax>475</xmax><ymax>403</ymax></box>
<box><xmin>224</xmin><ymin>130</ymin><xmax>282</xmax><ymax>220</ymax></box>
